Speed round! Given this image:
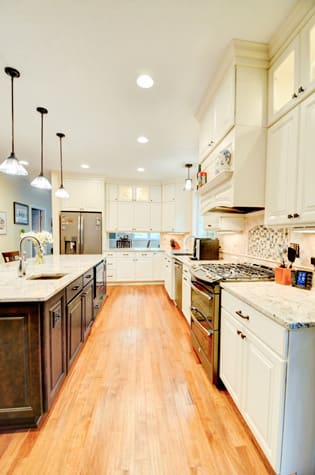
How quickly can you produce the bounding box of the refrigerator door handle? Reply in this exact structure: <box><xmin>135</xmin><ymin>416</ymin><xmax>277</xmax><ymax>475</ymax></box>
<box><xmin>80</xmin><ymin>215</ymin><xmax>84</xmax><ymax>254</ymax></box>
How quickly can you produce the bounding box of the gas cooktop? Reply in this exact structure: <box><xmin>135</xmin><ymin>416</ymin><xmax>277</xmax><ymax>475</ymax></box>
<box><xmin>191</xmin><ymin>262</ymin><xmax>275</xmax><ymax>284</ymax></box>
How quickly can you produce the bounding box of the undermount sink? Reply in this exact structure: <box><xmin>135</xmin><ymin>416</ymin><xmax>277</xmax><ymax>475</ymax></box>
<box><xmin>27</xmin><ymin>273</ymin><xmax>67</xmax><ymax>280</ymax></box>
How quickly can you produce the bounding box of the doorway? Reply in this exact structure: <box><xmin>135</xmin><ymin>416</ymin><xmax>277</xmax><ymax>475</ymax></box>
<box><xmin>31</xmin><ymin>208</ymin><xmax>45</xmax><ymax>256</ymax></box>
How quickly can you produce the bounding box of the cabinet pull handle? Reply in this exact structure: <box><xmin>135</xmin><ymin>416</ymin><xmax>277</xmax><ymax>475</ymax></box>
<box><xmin>298</xmin><ymin>86</ymin><xmax>305</xmax><ymax>94</ymax></box>
<box><xmin>235</xmin><ymin>310</ymin><xmax>250</xmax><ymax>320</ymax></box>
<box><xmin>85</xmin><ymin>274</ymin><xmax>92</xmax><ymax>279</ymax></box>
<box><xmin>183</xmin><ymin>277</ymin><xmax>188</xmax><ymax>281</ymax></box>
<box><xmin>293</xmin><ymin>213</ymin><xmax>300</xmax><ymax>218</ymax></box>
<box><xmin>291</xmin><ymin>92</ymin><xmax>298</xmax><ymax>99</ymax></box>
<box><xmin>287</xmin><ymin>214</ymin><xmax>293</xmax><ymax>219</ymax></box>
<box><xmin>52</xmin><ymin>311</ymin><xmax>61</xmax><ymax>328</ymax></box>
<box><xmin>241</xmin><ymin>333</ymin><xmax>247</xmax><ymax>340</ymax></box>
<box><xmin>237</xmin><ymin>330</ymin><xmax>242</xmax><ymax>335</ymax></box>
<box><xmin>72</xmin><ymin>285</ymin><xmax>80</xmax><ymax>290</ymax></box>
<box><xmin>208</xmin><ymin>140</ymin><xmax>214</xmax><ymax>147</ymax></box>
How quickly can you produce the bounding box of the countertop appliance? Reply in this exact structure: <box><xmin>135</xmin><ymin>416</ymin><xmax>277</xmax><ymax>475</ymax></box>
<box><xmin>60</xmin><ymin>211</ymin><xmax>102</xmax><ymax>254</ymax></box>
<box><xmin>174</xmin><ymin>258</ymin><xmax>183</xmax><ymax>310</ymax></box>
<box><xmin>190</xmin><ymin>262</ymin><xmax>274</xmax><ymax>387</ymax></box>
<box><xmin>192</xmin><ymin>238</ymin><xmax>219</xmax><ymax>260</ymax></box>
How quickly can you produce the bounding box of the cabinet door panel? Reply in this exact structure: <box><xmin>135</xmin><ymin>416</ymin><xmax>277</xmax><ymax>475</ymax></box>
<box><xmin>265</xmin><ymin>109</ymin><xmax>299</xmax><ymax>225</ymax></box>
<box><xmin>82</xmin><ymin>281</ymin><xmax>94</xmax><ymax>338</ymax></box>
<box><xmin>117</xmin><ymin>202</ymin><xmax>134</xmax><ymax>230</ymax></box>
<box><xmin>162</xmin><ymin>202</ymin><xmax>176</xmax><ymax>232</ymax></box>
<box><xmin>220</xmin><ymin>309</ymin><xmax>243</xmax><ymax>407</ymax></box>
<box><xmin>106</xmin><ymin>201</ymin><xmax>118</xmax><ymax>231</ymax></box>
<box><xmin>135</xmin><ymin>257</ymin><xmax>153</xmax><ymax>280</ymax></box>
<box><xmin>134</xmin><ymin>202</ymin><xmax>150</xmax><ymax>230</ymax></box>
<box><xmin>116</xmin><ymin>257</ymin><xmax>134</xmax><ymax>281</ymax></box>
<box><xmin>297</xmin><ymin>92</ymin><xmax>315</xmax><ymax>222</ymax></box>
<box><xmin>67</xmin><ymin>295</ymin><xmax>83</xmax><ymax>368</ymax></box>
<box><xmin>43</xmin><ymin>292</ymin><xmax>66</xmax><ymax>410</ymax></box>
<box><xmin>150</xmin><ymin>203</ymin><xmax>161</xmax><ymax>231</ymax></box>
<box><xmin>300</xmin><ymin>13</ymin><xmax>315</xmax><ymax>93</ymax></box>
<box><xmin>242</xmin><ymin>333</ymin><xmax>286</xmax><ymax>470</ymax></box>
<box><xmin>268</xmin><ymin>37</ymin><xmax>300</xmax><ymax>124</ymax></box>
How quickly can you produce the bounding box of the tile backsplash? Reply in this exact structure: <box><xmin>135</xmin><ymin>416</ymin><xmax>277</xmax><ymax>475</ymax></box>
<box><xmin>219</xmin><ymin>212</ymin><xmax>315</xmax><ymax>269</ymax></box>
<box><xmin>248</xmin><ymin>226</ymin><xmax>288</xmax><ymax>260</ymax></box>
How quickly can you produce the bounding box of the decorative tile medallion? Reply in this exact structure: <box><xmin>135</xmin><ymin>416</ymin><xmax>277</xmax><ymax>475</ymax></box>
<box><xmin>248</xmin><ymin>225</ymin><xmax>289</xmax><ymax>260</ymax></box>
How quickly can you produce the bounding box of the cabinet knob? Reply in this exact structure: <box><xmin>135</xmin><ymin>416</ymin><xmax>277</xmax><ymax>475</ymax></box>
<box><xmin>287</xmin><ymin>214</ymin><xmax>293</xmax><ymax>219</ymax></box>
<box><xmin>237</xmin><ymin>330</ymin><xmax>242</xmax><ymax>335</ymax></box>
<box><xmin>291</xmin><ymin>92</ymin><xmax>298</xmax><ymax>99</ymax></box>
<box><xmin>293</xmin><ymin>213</ymin><xmax>300</xmax><ymax>218</ymax></box>
<box><xmin>240</xmin><ymin>334</ymin><xmax>247</xmax><ymax>340</ymax></box>
<box><xmin>208</xmin><ymin>140</ymin><xmax>215</xmax><ymax>147</ymax></box>
<box><xmin>298</xmin><ymin>86</ymin><xmax>305</xmax><ymax>94</ymax></box>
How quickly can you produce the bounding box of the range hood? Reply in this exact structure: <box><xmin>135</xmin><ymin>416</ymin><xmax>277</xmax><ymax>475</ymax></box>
<box><xmin>208</xmin><ymin>206</ymin><xmax>264</xmax><ymax>214</ymax></box>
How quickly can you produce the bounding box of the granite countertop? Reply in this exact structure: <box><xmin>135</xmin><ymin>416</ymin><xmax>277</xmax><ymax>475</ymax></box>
<box><xmin>221</xmin><ymin>281</ymin><xmax>315</xmax><ymax>330</ymax></box>
<box><xmin>0</xmin><ymin>254</ymin><xmax>104</xmax><ymax>303</ymax></box>
<box><xmin>105</xmin><ymin>248</ymin><xmax>163</xmax><ymax>252</ymax></box>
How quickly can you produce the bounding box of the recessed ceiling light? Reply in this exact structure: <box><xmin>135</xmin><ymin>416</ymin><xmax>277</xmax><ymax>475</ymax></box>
<box><xmin>136</xmin><ymin>74</ymin><xmax>154</xmax><ymax>88</ymax></box>
<box><xmin>19</xmin><ymin>160</ymin><xmax>29</xmax><ymax>165</ymax></box>
<box><xmin>137</xmin><ymin>167</ymin><xmax>145</xmax><ymax>172</ymax></box>
<box><xmin>80</xmin><ymin>164</ymin><xmax>90</xmax><ymax>169</ymax></box>
<box><xmin>137</xmin><ymin>136</ymin><xmax>149</xmax><ymax>144</ymax></box>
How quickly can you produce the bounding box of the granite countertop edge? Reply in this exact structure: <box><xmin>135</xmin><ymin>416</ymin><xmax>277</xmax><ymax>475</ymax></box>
<box><xmin>221</xmin><ymin>282</ymin><xmax>315</xmax><ymax>330</ymax></box>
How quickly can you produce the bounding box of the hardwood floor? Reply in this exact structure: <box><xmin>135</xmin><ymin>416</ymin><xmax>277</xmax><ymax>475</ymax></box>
<box><xmin>0</xmin><ymin>285</ymin><xmax>274</xmax><ymax>475</ymax></box>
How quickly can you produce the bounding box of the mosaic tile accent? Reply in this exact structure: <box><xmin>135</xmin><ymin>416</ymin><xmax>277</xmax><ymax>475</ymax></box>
<box><xmin>248</xmin><ymin>225</ymin><xmax>289</xmax><ymax>260</ymax></box>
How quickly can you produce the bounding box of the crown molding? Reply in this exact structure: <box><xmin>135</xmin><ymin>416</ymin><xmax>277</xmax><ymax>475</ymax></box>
<box><xmin>269</xmin><ymin>0</ymin><xmax>315</xmax><ymax>62</ymax></box>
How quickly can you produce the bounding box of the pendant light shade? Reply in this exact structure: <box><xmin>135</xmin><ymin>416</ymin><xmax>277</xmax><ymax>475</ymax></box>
<box><xmin>184</xmin><ymin>163</ymin><xmax>193</xmax><ymax>191</ymax></box>
<box><xmin>31</xmin><ymin>107</ymin><xmax>52</xmax><ymax>190</ymax></box>
<box><xmin>0</xmin><ymin>67</ymin><xmax>28</xmax><ymax>176</ymax></box>
<box><xmin>55</xmin><ymin>132</ymin><xmax>69</xmax><ymax>199</ymax></box>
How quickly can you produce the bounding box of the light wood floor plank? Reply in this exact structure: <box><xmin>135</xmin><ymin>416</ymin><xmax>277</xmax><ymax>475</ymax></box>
<box><xmin>0</xmin><ymin>285</ymin><xmax>274</xmax><ymax>475</ymax></box>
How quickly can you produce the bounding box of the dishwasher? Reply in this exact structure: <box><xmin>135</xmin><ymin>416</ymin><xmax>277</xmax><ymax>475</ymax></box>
<box><xmin>174</xmin><ymin>258</ymin><xmax>183</xmax><ymax>310</ymax></box>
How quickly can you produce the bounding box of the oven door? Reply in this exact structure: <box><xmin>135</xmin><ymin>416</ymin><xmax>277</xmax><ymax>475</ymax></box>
<box><xmin>190</xmin><ymin>279</ymin><xmax>219</xmax><ymax>385</ymax></box>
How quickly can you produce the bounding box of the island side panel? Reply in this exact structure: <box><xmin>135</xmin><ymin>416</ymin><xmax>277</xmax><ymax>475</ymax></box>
<box><xmin>0</xmin><ymin>303</ymin><xmax>42</xmax><ymax>430</ymax></box>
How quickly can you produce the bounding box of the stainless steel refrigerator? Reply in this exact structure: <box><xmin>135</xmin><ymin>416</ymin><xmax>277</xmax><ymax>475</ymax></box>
<box><xmin>60</xmin><ymin>211</ymin><xmax>102</xmax><ymax>254</ymax></box>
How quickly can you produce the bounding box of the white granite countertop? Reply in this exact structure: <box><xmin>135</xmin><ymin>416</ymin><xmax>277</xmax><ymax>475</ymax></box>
<box><xmin>104</xmin><ymin>248</ymin><xmax>163</xmax><ymax>252</ymax></box>
<box><xmin>221</xmin><ymin>281</ymin><xmax>315</xmax><ymax>330</ymax></box>
<box><xmin>0</xmin><ymin>254</ymin><xmax>104</xmax><ymax>303</ymax></box>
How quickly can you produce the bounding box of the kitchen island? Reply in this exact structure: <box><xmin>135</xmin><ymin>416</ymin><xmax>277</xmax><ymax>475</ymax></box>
<box><xmin>0</xmin><ymin>254</ymin><xmax>105</xmax><ymax>431</ymax></box>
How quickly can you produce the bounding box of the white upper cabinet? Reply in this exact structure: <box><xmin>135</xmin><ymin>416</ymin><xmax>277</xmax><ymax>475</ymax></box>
<box><xmin>199</xmin><ymin>66</ymin><xmax>235</xmax><ymax>160</ymax></box>
<box><xmin>149</xmin><ymin>185</ymin><xmax>162</xmax><ymax>202</ymax></box>
<box><xmin>198</xmin><ymin>41</ymin><xmax>268</xmax><ymax>163</ymax></box>
<box><xmin>60</xmin><ymin>178</ymin><xmax>104</xmax><ymax>211</ymax></box>
<box><xmin>269</xmin><ymin>13</ymin><xmax>315</xmax><ymax>124</ymax></box>
<box><xmin>265</xmin><ymin>91</ymin><xmax>315</xmax><ymax>226</ymax></box>
<box><xmin>162</xmin><ymin>184</ymin><xmax>192</xmax><ymax>232</ymax></box>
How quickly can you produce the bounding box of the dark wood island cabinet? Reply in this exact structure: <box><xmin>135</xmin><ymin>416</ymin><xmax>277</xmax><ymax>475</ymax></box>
<box><xmin>0</xmin><ymin>257</ymin><xmax>106</xmax><ymax>431</ymax></box>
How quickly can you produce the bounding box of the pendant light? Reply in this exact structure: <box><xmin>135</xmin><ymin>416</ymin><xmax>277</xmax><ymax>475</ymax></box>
<box><xmin>55</xmin><ymin>133</ymin><xmax>69</xmax><ymax>198</ymax></box>
<box><xmin>184</xmin><ymin>163</ymin><xmax>193</xmax><ymax>191</ymax></box>
<box><xmin>0</xmin><ymin>67</ymin><xmax>28</xmax><ymax>176</ymax></box>
<box><xmin>31</xmin><ymin>107</ymin><xmax>52</xmax><ymax>190</ymax></box>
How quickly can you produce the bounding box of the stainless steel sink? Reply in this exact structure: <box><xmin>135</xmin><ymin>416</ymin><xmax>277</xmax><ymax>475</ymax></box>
<box><xmin>27</xmin><ymin>273</ymin><xmax>67</xmax><ymax>280</ymax></box>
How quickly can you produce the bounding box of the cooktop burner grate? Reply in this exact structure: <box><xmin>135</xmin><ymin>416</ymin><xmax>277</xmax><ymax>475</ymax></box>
<box><xmin>191</xmin><ymin>262</ymin><xmax>275</xmax><ymax>283</ymax></box>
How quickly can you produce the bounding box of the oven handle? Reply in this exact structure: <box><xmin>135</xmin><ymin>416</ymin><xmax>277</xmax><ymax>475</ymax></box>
<box><xmin>191</xmin><ymin>281</ymin><xmax>213</xmax><ymax>301</ymax></box>
<box><xmin>191</xmin><ymin>306</ymin><xmax>214</xmax><ymax>335</ymax></box>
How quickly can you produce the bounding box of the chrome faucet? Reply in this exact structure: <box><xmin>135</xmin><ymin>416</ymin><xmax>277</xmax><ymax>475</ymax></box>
<box><xmin>18</xmin><ymin>235</ymin><xmax>44</xmax><ymax>277</ymax></box>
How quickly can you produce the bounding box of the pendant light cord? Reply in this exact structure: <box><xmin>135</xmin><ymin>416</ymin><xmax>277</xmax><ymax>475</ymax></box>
<box><xmin>40</xmin><ymin>112</ymin><xmax>44</xmax><ymax>176</ymax></box>
<box><xmin>59</xmin><ymin>136</ymin><xmax>64</xmax><ymax>186</ymax></box>
<box><xmin>11</xmin><ymin>75</ymin><xmax>14</xmax><ymax>155</ymax></box>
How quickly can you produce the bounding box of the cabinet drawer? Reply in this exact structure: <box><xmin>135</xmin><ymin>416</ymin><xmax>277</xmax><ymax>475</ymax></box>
<box><xmin>66</xmin><ymin>276</ymin><xmax>83</xmax><ymax>303</ymax></box>
<box><xmin>221</xmin><ymin>290</ymin><xmax>288</xmax><ymax>357</ymax></box>
<box><xmin>83</xmin><ymin>268</ymin><xmax>93</xmax><ymax>286</ymax></box>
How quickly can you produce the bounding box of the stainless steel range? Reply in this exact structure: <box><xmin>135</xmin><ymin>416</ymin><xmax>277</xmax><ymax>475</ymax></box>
<box><xmin>190</xmin><ymin>262</ymin><xmax>274</xmax><ymax>387</ymax></box>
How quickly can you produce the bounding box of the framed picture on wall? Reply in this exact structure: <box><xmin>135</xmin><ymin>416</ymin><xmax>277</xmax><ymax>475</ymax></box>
<box><xmin>0</xmin><ymin>211</ymin><xmax>7</xmax><ymax>234</ymax></box>
<box><xmin>13</xmin><ymin>202</ymin><xmax>29</xmax><ymax>225</ymax></box>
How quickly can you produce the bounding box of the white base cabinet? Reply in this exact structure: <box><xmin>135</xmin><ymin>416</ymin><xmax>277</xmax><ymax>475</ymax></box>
<box><xmin>104</xmin><ymin>251</ymin><xmax>163</xmax><ymax>283</ymax></box>
<box><xmin>163</xmin><ymin>254</ymin><xmax>174</xmax><ymax>300</ymax></box>
<box><xmin>220</xmin><ymin>289</ymin><xmax>315</xmax><ymax>475</ymax></box>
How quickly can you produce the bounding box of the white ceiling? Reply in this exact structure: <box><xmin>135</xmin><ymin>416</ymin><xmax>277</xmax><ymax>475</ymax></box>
<box><xmin>0</xmin><ymin>0</ymin><xmax>297</xmax><ymax>183</ymax></box>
